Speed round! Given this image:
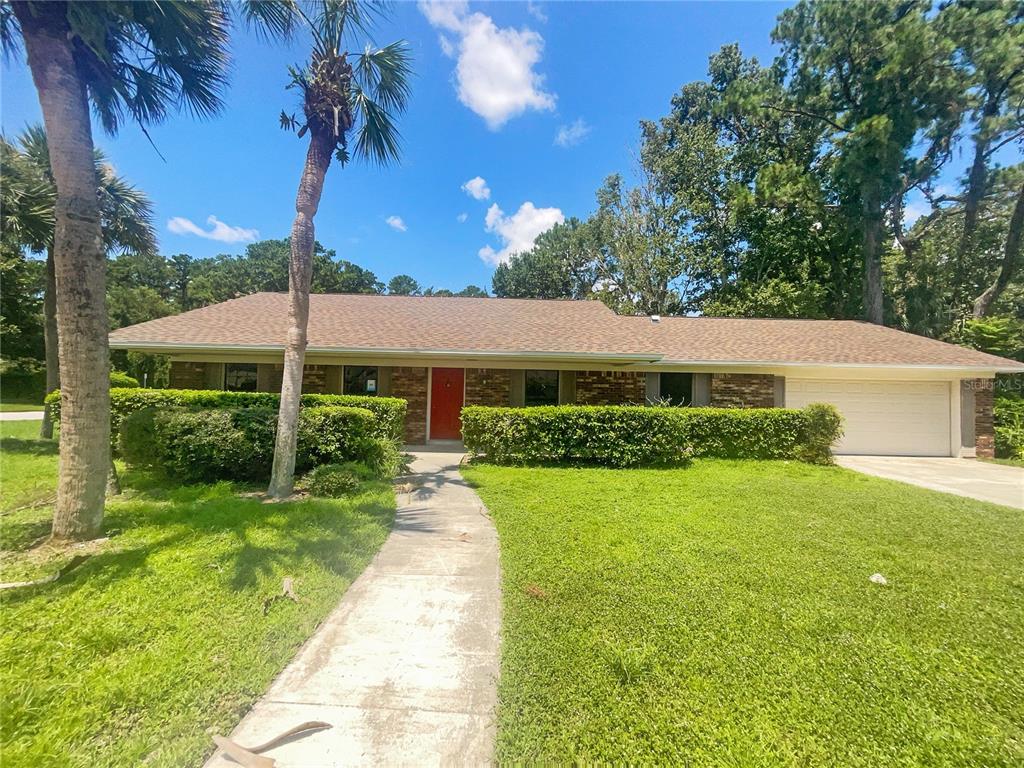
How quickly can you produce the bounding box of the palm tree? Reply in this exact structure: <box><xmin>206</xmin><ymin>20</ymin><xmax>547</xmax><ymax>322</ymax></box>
<box><xmin>6</xmin><ymin>125</ymin><xmax>156</xmax><ymax>440</ymax></box>
<box><xmin>2</xmin><ymin>1</ymin><xmax>290</xmax><ymax>540</ymax></box>
<box><xmin>268</xmin><ymin>0</ymin><xmax>411</xmax><ymax>497</ymax></box>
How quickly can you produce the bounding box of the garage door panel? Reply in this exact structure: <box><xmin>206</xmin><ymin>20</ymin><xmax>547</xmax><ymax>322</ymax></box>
<box><xmin>786</xmin><ymin>379</ymin><xmax>950</xmax><ymax>456</ymax></box>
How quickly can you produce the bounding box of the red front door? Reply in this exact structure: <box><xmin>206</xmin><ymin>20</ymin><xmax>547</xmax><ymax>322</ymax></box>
<box><xmin>430</xmin><ymin>368</ymin><xmax>465</xmax><ymax>440</ymax></box>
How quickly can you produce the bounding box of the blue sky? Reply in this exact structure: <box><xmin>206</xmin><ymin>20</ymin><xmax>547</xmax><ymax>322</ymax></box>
<box><xmin>4</xmin><ymin>1</ymin><xmax>801</xmax><ymax>291</ymax></box>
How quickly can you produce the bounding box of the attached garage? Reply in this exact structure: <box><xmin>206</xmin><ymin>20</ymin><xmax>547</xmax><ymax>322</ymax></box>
<box><xmin>786</xmin><ymin>379</ymin><xmax>952</xmax><ymax>456</ymax></box>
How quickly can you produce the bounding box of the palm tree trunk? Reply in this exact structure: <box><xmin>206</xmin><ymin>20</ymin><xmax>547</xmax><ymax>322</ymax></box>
<box><xmin>39</xmin><ymin>246</ymin><xmax>58</xmax><ymax>440</ymax></box>
<box><xmin>862</xmin><ymin>181</ymin><xmax>885</xmax><ymax>325</ymax></box>
<box><xmin>268</xmin><ymin>132</ymin><xmax>334</xmax><ymax>498</ymax></box>
<box><xmin>973</xmin><ymin>182</ymin><xmax>1024</xmax><ymax>317</ymax></box>
<box><xmin>15</xmin><ymin>3</ymin><xmax>110</xmax><ymax>540</ymax></box>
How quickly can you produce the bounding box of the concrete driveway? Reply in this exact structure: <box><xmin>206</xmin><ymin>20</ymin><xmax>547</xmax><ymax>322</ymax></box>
<box><xmin>837</xmin><ymin>456</ymin><xmax>1024</xmax><ymax>509</ymax></box>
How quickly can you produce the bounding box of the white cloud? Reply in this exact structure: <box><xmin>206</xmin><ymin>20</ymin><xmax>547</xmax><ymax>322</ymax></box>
<box><xmin>526</xmin><ymin>1</ymin><xmax>547</xmax><ymax>22</ymax></box>
<box><xmin>385</xmin><ymin>215</ymin><xmax>407</xmax><ymax>232</ymax></box>
<box><xmin>478</xmin><ymin>201</ymin><xmax>564</xmax><ymax>265</ymax></box>
<box><xmin>457</xmin><ymin>212</ymin><xmax>469</xmax><ymax>223</ymax></box>
<box><xmin>462</xmin><ymin>176</ymin><xmax>491</xmax><ymax>200</ymax></box>
<box><xmin>167</xmin><ymin>215</ymin><xmax>258</xmax><ymax>243</ymax></box>
<box><xmin>554</xmin><ymin>118</ymin><xmax>591</xmax><ymax>148</ymax></box>
<box><xmin>419</xmin><ymin>1</ymin><xmax>556</xmax><ymax>129</ymax></box>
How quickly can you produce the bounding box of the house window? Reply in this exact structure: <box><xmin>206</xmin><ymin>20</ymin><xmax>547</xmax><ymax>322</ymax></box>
<box><xmin>344</xmin><ymin>366</ymin><xmax>379</xmax><ymax>396</ymax></box>
<box><xmin>660</xmin><ymin>372</ymin><xmax>693</xmax><ymax>406</ymax></box>
<box><xmin>525</xmin><ymin>370</ymin><xmax>559</xmax><ymax>406</ymax></box>
<box><xmin>224</xmin><ymin>363</ymin><xmax>258</xmax><ymax>392</ymax></box>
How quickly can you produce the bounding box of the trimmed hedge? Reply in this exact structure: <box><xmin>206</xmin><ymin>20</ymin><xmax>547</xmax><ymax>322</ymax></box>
<box><xmin>461</xmin><ymin>404</ymin><xmax>843</xmax><ymax>468</ymax></box>
<box><xmin>46</xmin><ymin>387</ymin><xmax>406</xmax><ymax>446</ymax></box>
<box><xmin>109</xmin><ymin>371</ymin><xmax>140</xmax><ymax>388</ymax></box>
<box><xmin>994</xmin><ymin>396</ymin><xmax>1024</xmax><ymax>459</ymax></box>
<box><xmin>121</xmin><ymin>405</ymin><xmax>380</xmax><ymax>482</ymax></box>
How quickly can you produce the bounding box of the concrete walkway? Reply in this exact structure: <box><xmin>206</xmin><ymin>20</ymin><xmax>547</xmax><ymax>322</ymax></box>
<box><xmin>837</xmin><ymin>456</ymin><xmax>1024</xmax><ymax>509</ymax></box>
<box><xmin>0</xmin><ymin>411</ymin><xmax>43</xmax><ymax>421</ymax></box>
<box><xmin>205</xmin><ymin>450</ymin><xmax>501</xmax><ymax>768</ymax></box>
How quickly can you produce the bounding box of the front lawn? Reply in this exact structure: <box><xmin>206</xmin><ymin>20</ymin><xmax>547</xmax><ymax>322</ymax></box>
<box><xmin>462</xmin><ymin>460</ymin><xmax>1024</xmax><ymax>766</ymax></box>
<box><xmin>0</xmin><ymin>420</ymin><xmax>395</xmax><ymax>767</ymax></box>
<box><xmin>0</xmin><ymin>403</ymin><xmax>44</xmax><ymax>412</ymax></box>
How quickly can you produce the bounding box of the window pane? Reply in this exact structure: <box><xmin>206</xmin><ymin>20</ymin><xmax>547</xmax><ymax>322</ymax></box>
<box><xmin>660</xmin><ymin>372</ymin><xmax>693</xmax><ymax>407</ymax></box>
<box><xmin>525</xmin><ymin>370</ymin><xmax>559</xmax><ymax>406</ymax></box>
<box><xmin>225</xmin><ymin>363</ymin><xmax>258</xmax><ymax>392</ymax></box>
<box><xmin>344</xmin><ymin>366</ymin><xmax>379</xmax><ymax>396</ymax></box>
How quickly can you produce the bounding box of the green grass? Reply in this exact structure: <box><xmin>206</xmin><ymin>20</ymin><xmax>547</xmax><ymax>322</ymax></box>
<box><xmin>985</xmin><ymin>457</ymin><xmax>1024</xmax><ymax>468</ymax></box>
<box><xmin>0</xmin><ymin>423</ymin><xmax>395</xmax><ymax>767</ymax></box>
<box><xmin>0</xmin><ymin>403</ymin><xmax>44</xmax><ymax>412</ymax></box>
<box><xmin>462</xmin><ymin>460</ymin><xmax>1024</xmax><ymax>767</ymax></box>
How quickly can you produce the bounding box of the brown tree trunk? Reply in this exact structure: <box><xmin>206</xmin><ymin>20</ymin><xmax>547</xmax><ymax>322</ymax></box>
<box><xmin>862</xmin><ymin>181</ymin><xmax>885</xmax><ymax>325</ymax></box>
<box><xmin>15</xmin><ymin>2</ymin><xmax>110</xmax><ymax>540</ymax></box>
<box><xmin>973</xmin><ymin>182</ymin><xmax>1024</xmax><ymax>317</ymax></box>
<box><xmin>267</xmin><ymin>132</ymin><xmax>334</xmax><ymax>498</ymax></box>
<box><xmin>39</xmin><ymin>246</ymin><xmax>59</xmax><ymax>439</ymax></box>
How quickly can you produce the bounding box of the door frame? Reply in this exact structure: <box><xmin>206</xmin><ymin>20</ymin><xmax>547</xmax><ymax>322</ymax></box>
<box><xmin>426</xmin><ymin>366</ymin><xmax>467</xmax><ymax>442</ymax></box>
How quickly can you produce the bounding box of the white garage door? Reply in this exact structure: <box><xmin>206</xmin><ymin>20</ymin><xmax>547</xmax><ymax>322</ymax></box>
<box><xmin>786</xmin><ymin>379</ymin><xmax>951</xmax><ymax>456</ymax></box>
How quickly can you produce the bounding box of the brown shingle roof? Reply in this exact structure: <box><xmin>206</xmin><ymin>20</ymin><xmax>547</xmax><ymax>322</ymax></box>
<box><xmin>108</xmin><ymin>292</ymin><xmax>1024</xmax><ymax>370</ymax></box>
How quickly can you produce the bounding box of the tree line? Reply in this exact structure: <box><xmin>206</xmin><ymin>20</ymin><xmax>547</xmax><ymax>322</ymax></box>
<box><xmin>493</xmin><ymin>0</ymin><xmax>1023</xmax><ymax>354</ymax></box>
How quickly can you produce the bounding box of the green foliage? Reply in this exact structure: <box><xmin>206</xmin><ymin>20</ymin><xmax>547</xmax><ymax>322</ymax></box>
<box><xmin>387</xmin><ymin>274</ymin><xmax>421</xmax><ymax>295</ymax></box>
<box><xmin>994</xmin><ymin>397</ymin><xmax>1024</xmax><ymax>460</ymax></box>
<box><xmin>295</xmin><ymin>406</ymin><xmax>377</xmax><ymax>469</ymax></box>
<box><xmin>122</xmin><ymin>405</ymin><xmax>379</xmax><ymax>483</ymax></box>
<box><xmin>46</xmin><ymin>387</ymin><xmax>406</xmax><ymax>446</ymax></box>
<box><xmin>461</xmin><ymin>404</ymin><xmax>842</xmax><ymax>468</ymax></box>
<box><xmin>360</xmin><ymin>438</ymin><xmax>405</xmax><ymax>480</ymax></box>
<box><xmin>304</xmin><ymin>463</ymin><xmax>361</xmax><ymax>497</ymax></box>
<box><xmin>959</xmin><ymin>316</ymin><xmax>1024</xmax><ymax>362</ymax></box>
<box><xmin>464</xmin><ymin>461</ymin><xmax>1024</xmax><ymax>764</ymax></box>
<box><xmin>492</xmin><ymin>218</ymin><xmax>597</xmax><ymax>300</ymax></box>
<box><xmin>108</xmin><ymin>370</ymin><xmax>139</xmax><ymax>388</ymax></box>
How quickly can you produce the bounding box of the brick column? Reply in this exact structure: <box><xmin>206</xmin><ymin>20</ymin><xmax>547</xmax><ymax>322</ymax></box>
<box><xmin>575</xmin><ymin>371</ymin><xmax>646</xmax><ymax>405</ymax></box>
<box><xmin>973</xmin><ymin>378</ymin><xmax>995</xmax><ymax>459</ymax></box>
<box><xmin>465</xmin><ymin>368</ymin><xmax>511</xmax><ymax>406</ymax></box>
<box><xmin>391</xmin><ymin>367</ymin><xmax>428</xmax><ymax>444</ymax></box>
<box><xmin>709</xmin><ymin>373</ymin><xmax>776</xmax><ymax>408</ymax></box>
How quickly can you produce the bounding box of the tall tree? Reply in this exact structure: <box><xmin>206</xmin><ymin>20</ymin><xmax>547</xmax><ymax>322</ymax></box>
<box><xmin>387</xmin><ymin>273</ymin><xmax>421</xmax><ymax>295</ymax></box>
<box><xmin>773</xmin><ymin>0</ymin><xmax>962</xmax><ymax>324</ymax></box>
<box><xmin>2</xmin><ymin>1</ymin><xmax>285</xmax><ymax>540</ymax></box>
<box><xmin>492</xmin><ymin>218</ymin><xmax>596</xmax><ymax>300</ymax></box>
<box><xmin>7</xmin><ymin>125</ymin><xmax>156</xmax><ymax>439</ymax></box>
<box><xmin>269</xmin><ymin>0</ymin><xmax>411</xmax><ymax>498</ymax></box>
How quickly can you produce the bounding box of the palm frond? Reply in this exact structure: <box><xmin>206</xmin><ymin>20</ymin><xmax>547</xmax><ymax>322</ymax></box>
<box><xmin>0</xmin><ymin>136</ymin><xmax>55</xmax><ymax>251</ymax></box>
<box><xmin>354</xmin><ymin>41</ymin><xmax>412</xmax><ymax>113</ymax></box>
<box><xmin>0</xmin><ymin>3</ymin><xmax>22</xmax><ymax>63</ymax></box>
<box><xmin>97</xmin><ymin>162</ymin><xmax>156</xmax><ymax>255</ymax></box>
<box><xmin>350</xmin><ymin>83</ymin><xmax>402</xmax><ymax>166</ymax></box>
<box><xmin>239</xmin><ymin>0</ymin><xmax>301</xmax><ymax>40</ymax></box>
<box><xmin>315</xmin><ymin>0</ymin><xmax>382</xmax><ymax>53</ymax></box>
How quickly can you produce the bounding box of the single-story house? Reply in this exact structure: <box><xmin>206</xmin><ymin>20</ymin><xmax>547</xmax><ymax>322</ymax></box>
<box><xmin>109</xmin><ymin>292</ymin><xmax>1024</xmax><ymax>457</ymax></box>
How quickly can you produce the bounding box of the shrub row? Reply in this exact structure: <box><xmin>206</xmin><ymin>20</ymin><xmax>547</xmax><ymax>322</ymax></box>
<box><xmin>994</xmin><ymin>396</ymin><xmax>1024</xmax><ymax>459</ymax></box>
<box><xmin>461</xmin><ymin>403</ymin><xmax>843</xmax><ymax>468</ymax></box>
<box><xmin>46</xmin><ymin>387</ymin><xmax>407</xmax><ymax>445</ymax></box>
<box><xmin>120</xmin><ymin>405</ymin><xmax>390</xmax><ymax>482</ymax></box>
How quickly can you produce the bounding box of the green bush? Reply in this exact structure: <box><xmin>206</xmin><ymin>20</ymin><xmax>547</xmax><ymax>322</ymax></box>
<box><xmin>121</xmin><ymin>405</ymin><xmax>380</xmax><ymax>482</ymax></box>
<box><xmin>461</xmin><ymin>404</ymin><xmax>843</xmax><ymax>468</ymax></box>
<box><xmin>304</xmin><ymin>464</ymin><xmax>361</xmax><ymax>497</ymax></box>
<box><xmin>46</xmin><ymin>387</ymin><xmax>406</xmax><ymax>447</ymax></box>
<box><xmin>109</xmin><ymin>371</ymin><xmax>140</xmax><ymax>388</ymax></box>
<box><xmin>295</xmin><ymin>406</ymin><xmax>377</xmax><ymax>470</ymax></box>
<box><xmin>361</xmin><ymin>438</ymin><xmax>406</xmax><ymax>480</ymax></box>
<box><xmin>994</xmin><ymin>396</ymin><xmax>1024</xmax><ymax>459</ymax></box>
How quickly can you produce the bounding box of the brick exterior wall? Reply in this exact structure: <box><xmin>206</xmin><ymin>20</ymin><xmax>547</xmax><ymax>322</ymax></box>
<box><xmin>264</xmin><ymin>364</ymin><xmax>330</xmax><ymax>394</ymax></box>
<box><xmin>391</xmin><ymin>366</ymin><xmax>428</xmax><ymax>444</ymax></box>
<box><xmin>709</xmin><ymin>373</ymin><xmax>776</xmax><ymax>408</ymax></box>
<box><xmin>465</xmin><ymin>368</ymin><xmax>511</xmax><ymax>407</ymax></box>
<box><xmin>973</xmin><ymin>377</ymin><xmax>995</xmax><ymax>459</ymax></box>
<box><xmin>575</xmin><ymin>371</ymin><xmax>646</xmax><ymax>405</ymax></box>
<box><xmin>169</xmin><ymin>361</ymin><xmax>209</xmax><ymax>389</ymax></box>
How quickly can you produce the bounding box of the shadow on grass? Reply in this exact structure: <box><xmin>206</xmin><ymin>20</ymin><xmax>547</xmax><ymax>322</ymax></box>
<box><xmin>0</xmin><ymin>437</ymin><xmax>58</xmax><ymax>456</ymax></box>
<box><xmin>1</xmin><ymin>470</ymin><xmax>394</xmax><ymax>605</ymax></box>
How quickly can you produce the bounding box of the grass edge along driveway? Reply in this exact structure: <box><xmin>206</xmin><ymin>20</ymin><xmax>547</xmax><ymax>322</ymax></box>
<box><xmin>462</xmin><ymin>459</ymin><xmax>1024</xmax><ymax>767</ymax></box>
<box><xmin>0</xmin><ymin>419</ymin><xmax>395</xmax><ymax>767</ymax></box>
